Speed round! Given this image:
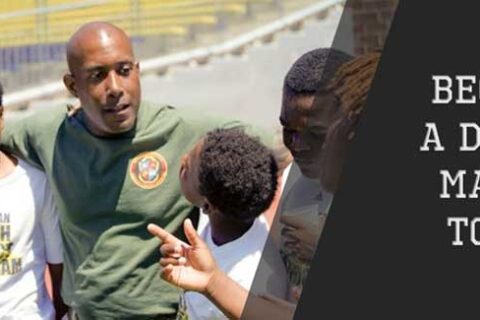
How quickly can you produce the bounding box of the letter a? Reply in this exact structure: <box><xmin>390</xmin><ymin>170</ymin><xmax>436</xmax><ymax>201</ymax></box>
<box><xmin>420</xmin><ymin>123</ymin><xmax>445</xmax><ymax>151</ymax></box>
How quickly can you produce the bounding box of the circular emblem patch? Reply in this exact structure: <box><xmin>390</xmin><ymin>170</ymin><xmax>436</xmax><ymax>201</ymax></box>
<box><xmin>129</xmin><ymin>152</ymin><xmax>168</xmax><ymax>189</ymax></box>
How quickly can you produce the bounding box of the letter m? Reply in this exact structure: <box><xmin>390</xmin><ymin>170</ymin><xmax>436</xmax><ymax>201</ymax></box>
<box><xmin>440</xmin><ymin>170</ymin><xmax>466</xmax><ymax>199</ymax></box>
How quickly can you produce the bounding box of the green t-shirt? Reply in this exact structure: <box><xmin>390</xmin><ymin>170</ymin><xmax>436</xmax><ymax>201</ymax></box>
<box><xmin>1</xmin><ymin>102</ymin><xmax>248</xmax><ymax>319</ymax></box>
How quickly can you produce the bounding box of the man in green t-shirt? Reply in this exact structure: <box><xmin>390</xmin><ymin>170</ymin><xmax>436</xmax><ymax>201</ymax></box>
<box><xmin>1</xmin><ymin>22</ymin><xmax>242</xmax><ymax>319</ymax></box>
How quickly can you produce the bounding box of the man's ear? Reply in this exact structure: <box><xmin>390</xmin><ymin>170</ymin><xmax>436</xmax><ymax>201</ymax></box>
<box><xmin>63</xmin><ymin>74</ymin><xmax>78</xmax><ymax>97</ymax></box>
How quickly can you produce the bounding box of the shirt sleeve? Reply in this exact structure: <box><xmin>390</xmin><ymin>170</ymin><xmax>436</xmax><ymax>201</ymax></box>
<box><xmin>1</xmin><ymin>104</ymin><xmax>67</xmax><ymax>169</ymax></box>
<box><xmin>40</xmin><ymin>180</ymin><xmax>63</xmax><ymax>264</ymax></box>
<box><xmin>1</xmin><ymin>114</ymin><xmax>43</xmax><ymax>169</ymax></box>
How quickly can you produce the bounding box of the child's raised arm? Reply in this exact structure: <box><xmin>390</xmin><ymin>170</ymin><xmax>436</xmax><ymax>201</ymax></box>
<box><xmin>147</xmin><ymin>220</ymin><xmax>296</xmax><ymax>320</ymax></box>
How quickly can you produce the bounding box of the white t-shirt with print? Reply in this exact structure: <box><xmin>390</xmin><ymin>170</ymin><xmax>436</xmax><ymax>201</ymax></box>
<box><xmin>183</xmin><ymin>214</ymin><xmax>287</xmax><ymax>320</ymax></box>
<box><xmin>0</xmin><ymin>159</ymin><xmax>63</xmax><ymax>320</ymax></box>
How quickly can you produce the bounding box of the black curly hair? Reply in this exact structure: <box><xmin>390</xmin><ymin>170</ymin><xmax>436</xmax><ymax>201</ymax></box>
<box><xmin>283</xmin><ymin>48</ymin><xmax>352</xmax><ymax>99</ymax></box>
<box><xmin>198</xmin><ymin>128</ymin><xmax>278</xmax><ymax>223</ymax></box>
<box><xmin>0</xmin><ymin>81</ymin><xmax>3</xmax><ymax>106</ymax></box>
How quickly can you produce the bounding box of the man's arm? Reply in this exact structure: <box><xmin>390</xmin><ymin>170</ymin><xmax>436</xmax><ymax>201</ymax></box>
<box><xmin>1</xmin><ymin>105</ymin><xmax>67</xmax><ymax>169</ymax></box>
<box><xmin>1</xmin><ymin>113</ymin><xmax>42</xmax><ymax>168</ymax></box>
<box><xmin>48</xmin><ymin>263</ymin><xmax>68</xmax><ymax>320</ymax></box>
<box><xmin>39</xmin><ymin>175</ymin><xmax>67</xmax><ymax>318</ymax></box>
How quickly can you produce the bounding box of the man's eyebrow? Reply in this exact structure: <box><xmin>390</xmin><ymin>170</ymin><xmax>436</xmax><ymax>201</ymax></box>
<box><xmin>84</xmin><ymin>61</ymin><xmax>134</xmax><ymax>73</ymax></box>
<box><xmin>84</xmin><ymin>65</ymin><xmax>106</xmax><ymax>73</ymax></box>
<box><xmin>115</xmin><ymin>60</ymin><xmax>135</xmax><ymax>66</ymax></box>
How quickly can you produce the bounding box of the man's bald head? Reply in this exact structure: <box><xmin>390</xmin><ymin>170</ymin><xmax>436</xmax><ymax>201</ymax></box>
<box><xmin>63</xmin><ymin>22</ymin><xmax>141</xmax><ymax>137</ymax></box>
<box><xmin>66</xmin><ymin>22</ymin><xmax>134</xmax><ymax>74</ymax></box>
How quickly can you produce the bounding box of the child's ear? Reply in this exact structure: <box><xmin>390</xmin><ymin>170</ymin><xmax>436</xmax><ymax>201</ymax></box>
<box><xmin>203</xmin><ymin>199</ymin><xmax>214</xmax><ymax>213</ymax></box>
<box><xmin>203</xmin><ymin>202</ymin><xmax>210</xmax><ymax>213</ymax></box>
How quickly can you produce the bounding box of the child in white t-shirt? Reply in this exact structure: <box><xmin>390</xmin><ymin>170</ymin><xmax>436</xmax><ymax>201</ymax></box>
<box><xmin>176</xmin><ymin>128</ymin><xmax>287</xmax><ymax>320</ymax></box>
<box><xmin>0</xmin><ymin>83</ymin><xmax>65</xmax><ymax>319</ymax></box>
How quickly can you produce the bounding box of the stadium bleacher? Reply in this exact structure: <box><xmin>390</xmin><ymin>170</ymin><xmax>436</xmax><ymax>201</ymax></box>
<box><xmin>0</xmin><ymin>0</ymin><xmax>276</xmax><ymax>46</ymax></box>
<box><xmin>1</xmin><ymin>0</ymin><xmax>324</xmax><ymax>94</ymax></box>
<box><xmin>0</xmin><ymin>0</ymin><xmax>282</xmax><ymax>72</ymax></box>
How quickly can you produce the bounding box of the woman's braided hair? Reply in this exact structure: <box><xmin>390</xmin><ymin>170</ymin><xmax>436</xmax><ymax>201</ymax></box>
<box><xmin>327</xmin><ymin>52</ymin><xmax>381</xmax><ymax>117</ymax></box>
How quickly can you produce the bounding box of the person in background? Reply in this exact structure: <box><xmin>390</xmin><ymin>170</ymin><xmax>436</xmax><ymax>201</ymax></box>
<box><xmin>281</xmin><ymin>52</ymin><xmax>381</xmax><ymax>267</ymax></box>
<box><xmin>276</xmin><ymin>48</ymin><xmax>352</xmax><ymax>299</ymax></box>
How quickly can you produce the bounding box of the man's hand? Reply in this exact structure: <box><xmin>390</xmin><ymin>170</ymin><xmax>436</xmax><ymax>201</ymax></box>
<box><xmin>319</xmin><ymin>115</ymin><xmax>356</xmax><ymax>193</ymax></box>
<box><xmin>147</xmin><ymin>219</ymin><xmax>219</xmax><ymax>293</ymax></box>
<box><xmin>280</xmin><ymin>214</ymin><xmax>326</xmax><ymax>262</ymax></box>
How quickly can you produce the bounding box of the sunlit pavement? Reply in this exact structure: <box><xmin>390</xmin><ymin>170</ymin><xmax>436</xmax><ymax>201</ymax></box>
<box><xmin>141</xmin><ymin>8</ymin><xmax>343</xmax><ymax>131</ymax></box>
